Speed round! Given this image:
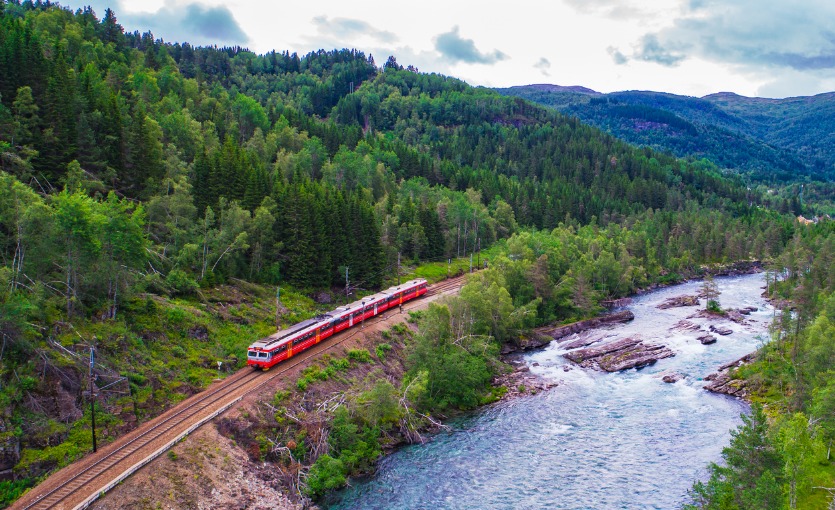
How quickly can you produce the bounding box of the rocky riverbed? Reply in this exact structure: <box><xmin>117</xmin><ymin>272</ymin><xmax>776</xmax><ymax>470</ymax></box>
<box><xmin>330</xmin><ymin>273</ymin><xmax>774</xmax><ymax>510</ymax></box>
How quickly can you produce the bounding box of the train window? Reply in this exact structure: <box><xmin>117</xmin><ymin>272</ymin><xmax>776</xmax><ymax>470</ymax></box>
<box><xmin>248</xmin><ymin>350</ymin><xmax>258</xmax><ymax>358</ymax></box>
<box><xmin>276</xmin><ymin>344</ymin><xmax>287</xmax><ymax>353</ymax></box>
<box><xmin>258</xmin><ymin>352</ymin><xmax>268</xmax><ymax>358</ymax></box>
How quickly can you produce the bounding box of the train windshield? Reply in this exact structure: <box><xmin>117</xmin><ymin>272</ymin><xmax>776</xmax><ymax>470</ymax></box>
<box><xmin>248</xmin><ymin>350</ymin><xmax>258</xmax><ymax>358</ymax></box>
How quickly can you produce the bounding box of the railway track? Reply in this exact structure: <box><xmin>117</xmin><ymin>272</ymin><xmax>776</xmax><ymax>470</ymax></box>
<box><xmin>10</xmin><ymin>274</ymin><xmax>470</xmax><ymax>510</ymax></box>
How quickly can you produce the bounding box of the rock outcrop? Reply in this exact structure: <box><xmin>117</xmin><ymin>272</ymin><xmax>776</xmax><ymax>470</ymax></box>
<box><xmin>0</xmin><ymin>435</ymin><xmax>19</xmax><ymax>481</ymax></box>
<box><xmin>506</xmin><ymin>311</ymin><xmax>635</xmax><ymax>354</ymax></box>
<box><xmin>703</xmin><ymin>353</ymin><xmax>756</xmax><ymax>398</ymax></box>
<box><xmin>537</xmin><ymin>310</ymin><xmax>635</xmax><ymax>342</ymax></box>
<box><xmin>657</xmin><ymin>295</ymin><xmax>700</xmax><ymax>309</ymax></box>
<box><xmin>564</xmin><ymin>336</ymin><xmax>675</xmax><ymax>372</ymax></box>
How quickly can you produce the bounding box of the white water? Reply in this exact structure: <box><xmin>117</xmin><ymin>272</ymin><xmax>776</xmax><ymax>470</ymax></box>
<box><xmin>330</xmin><ymin>274</ymin><xmax>772</xmax><ymax>509</ymax></box>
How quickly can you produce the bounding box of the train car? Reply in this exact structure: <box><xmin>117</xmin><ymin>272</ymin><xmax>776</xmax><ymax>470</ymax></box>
<box><xmin>247</xmin><ymin>279</ymin><xmax>428</xmax><ymax>370</ymax></box>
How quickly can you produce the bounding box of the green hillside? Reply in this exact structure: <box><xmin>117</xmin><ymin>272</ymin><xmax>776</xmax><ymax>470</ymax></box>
<box><xmin>498</xmin><ymin>85</ymin><xmax>835</xmax><ymax>184</ymax></box>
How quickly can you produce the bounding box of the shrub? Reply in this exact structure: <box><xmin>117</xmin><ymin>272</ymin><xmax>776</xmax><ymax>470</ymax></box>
<box><xmin>306</xmin><ymin>454</ymin><xmax>347</xmax><ymax>497</ymax></box>
<box><xmin>0</xmin><ymin>479</ymin><xmax>32</xmax><ymax>507</ymax></box>
<box><xmin>165</xmin><ymin>269</ymin><xmax>198</xmax><ymax>296</ymax></box>
<box><xmin>165</xmin><ymin>307</ymin><xmax>188</xmax><ymax>326</ymax></box>
<box><xmin>329</xmin><ymin>358</ymin><xmax>350</xmax><ymax>371</ymax></box>
<box><xmin>347</xmin><ymin>349</ymin><xmax>372</xmax><ymax>363</ymax></box>
<box><xmin>375</xmin><ymin>343</ymin><xmax>392</xmax><ymax>360</ymax></box>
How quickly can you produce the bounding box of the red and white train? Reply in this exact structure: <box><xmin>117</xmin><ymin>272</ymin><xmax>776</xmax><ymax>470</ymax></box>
<box><xmin>247</xmin><ymin>279</ymin><xmax>428</xmax><ymax>370</ymax></box>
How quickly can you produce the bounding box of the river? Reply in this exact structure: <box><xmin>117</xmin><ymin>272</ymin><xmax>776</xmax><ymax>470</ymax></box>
<box><xmin>329</xmin><ymin>273</ymin><xmax>773</xmax><ymax>509</ymax></box>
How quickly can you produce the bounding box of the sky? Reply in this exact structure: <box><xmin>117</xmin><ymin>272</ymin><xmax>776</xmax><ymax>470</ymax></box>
<box><xmin>75</xmin><ymin>0</ymin><xmax>835</xmax><ymax>99</ymax></box>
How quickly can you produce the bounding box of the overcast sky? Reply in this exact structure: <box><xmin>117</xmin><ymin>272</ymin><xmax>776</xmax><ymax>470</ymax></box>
<box><xmin>76</xmin><ymin>0</ymin><xmax>835</xmax><ymax>98</ymax></box>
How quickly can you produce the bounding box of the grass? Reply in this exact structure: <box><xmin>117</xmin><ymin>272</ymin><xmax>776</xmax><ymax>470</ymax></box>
<box><xmin>396</xmin><ymin>253</ymin><xmax>490</xmax><ymax>284</ymax></box>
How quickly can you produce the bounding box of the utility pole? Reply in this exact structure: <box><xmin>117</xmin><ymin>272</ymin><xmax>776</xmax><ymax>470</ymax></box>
<box><xmin>345</xmin><ymin>267</ymin><xmax>349</xmax><ymax>297</ymax></box>
<box><xmin>447</xmin><ymin>258</ymin><xmax>451</xmax><ymax>279</ymax></box>
<box><xmin>275</xmin><ymin>285</ymin><xmax>281</xmax><ymax>329</ymax></box>
<box><xmin>89</xmin><ymin>341</ymin><xmax>97</xmax><ymax>453</ymax></box>
<box><xmin>477</xmin><ymin>238</ymin><xmax>481</xmax><ymax>269</ymax></box>
<box><xmin>457</xmin><ymin>223</ymin><xmax>460</xmax><ymax>258</ymax></box>
<box><xmin>470</xmin><ymin>253</ymin><xmax>473</xmax><ymax>273</ymax></box>
<box><xmin>397</xmin><ymin>252</ymin><xmax>401</xmax><ymax>285</ymax></box>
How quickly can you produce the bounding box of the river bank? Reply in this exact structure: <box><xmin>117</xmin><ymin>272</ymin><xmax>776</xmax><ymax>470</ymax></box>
<box><xmin>329</xmin><ymin>273</ymin><xmax>773</xmax><ymax>509</ymax></box>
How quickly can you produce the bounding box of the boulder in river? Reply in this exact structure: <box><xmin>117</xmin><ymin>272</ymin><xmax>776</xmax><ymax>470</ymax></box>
<box><xmin>709</xmin><ymin>325</ymin><xmax>733</xmax><ymax>336</ymax></box>
<box><xmin>698</xmin><ymin>334</ymin><xmax>717</xmax><ymax>345</ymax></box>
<box><xmin>659</xmin><ymin>371</ymin><xmax>684</xmax><ymax>383</ymax></box>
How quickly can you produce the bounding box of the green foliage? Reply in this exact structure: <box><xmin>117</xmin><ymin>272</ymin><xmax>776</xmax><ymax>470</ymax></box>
<box><xmin>0</xmin><ymin>479</ymin><xmax>32</xmax><ymax>507</ymax></box>
<box><xmin>706</xmin><ymin>300</ymin><xmax>723</xmax><ymax>314</ymax></box>
<box><xmin>165</xmin><ymin>269</ymin><xmax>198</xmax><ymax>296</ymax></box>
<box><xmin>406</xmin><ymin>304</ymin><xmax>496</xmax><ymax>411</ymax></box>
<box><xmin>306</xmin><ymin>454</ymin><xmax>346</xmax><ymax>497</ymax></box>
<box><xmin>685</xmin><ymin>405</ymin><xmax>784</xmax><ymax>510</ymax></box>
<box><xmin>356</xmin><ymin>380</ymin><xmax>402</xmax><ymax>430</ymax></box>
<box><xmin>296</xmin><ymin>355</ymin><xmax>354</xmax><ymax>391</ymax></box>
<box><xmin>328</xmin><ymin>406</ymin><xmax>380</xmax><ymax>472</ymax></box>
<box><xmin>375</xmin><ymin>343</ymin><xmax>392</xmax><ymax>360</ymax></box>
<box><xmin>347</xmin><ymin>348</ymin><xmax>373</xmax><ymax>364</ymax></box>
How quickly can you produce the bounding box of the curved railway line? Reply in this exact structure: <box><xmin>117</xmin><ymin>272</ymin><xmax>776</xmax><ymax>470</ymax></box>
<box><xmin>11</xmin><ymin>274</ymin><xmax>468</xmax><ymax>510</ymax></box>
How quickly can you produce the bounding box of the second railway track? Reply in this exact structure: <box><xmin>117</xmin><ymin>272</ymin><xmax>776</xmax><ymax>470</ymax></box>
<box><xmin>11</xmin><ymin>274</ymin><xmax>469</xmax><ymax>510</ymax></box>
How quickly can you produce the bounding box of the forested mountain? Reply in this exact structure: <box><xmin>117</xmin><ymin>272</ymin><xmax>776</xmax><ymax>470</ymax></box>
<box><xmin>0</xmin><ymin>1</ymin><xmax>825</xmax><ymax>505</ymax></box>
<box><xmin>0</xmin><ymin>0</ymin><xmax>774</xmax><ymax>307</ymax></box>
<box><xmin>498</xmin><ymin>84</ymin><xmax>835</xmax><ymax>184</ymax></box>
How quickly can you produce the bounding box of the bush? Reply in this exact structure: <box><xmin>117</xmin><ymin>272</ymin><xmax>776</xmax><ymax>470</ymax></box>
<box><xmin>165</xmin><ymin>307</ymin><xmax>188</xmax><ymax>326</ymax></box>
<box><xmin>306</xmin><ymin>454</ymin><xmax>347</xmax><ymax>497</ymax></box>
<box><xmin>347</xmin><ymin>349</ymin><xmax>372</xmax><ymax>363</ymax></box>
<box><xmin>0</xmin><ymin>479</ymin><xmax>32</xmax><ymax>507</ymax></box>
<box><xmin>166</xmin><ymin>269</ymin><xmax>198</xmax><ymax>296</ymax></box>
<box><xmin>375</xmin><ymin>343</ymin><xmax>392</xmax><ymax>360</ymax></box>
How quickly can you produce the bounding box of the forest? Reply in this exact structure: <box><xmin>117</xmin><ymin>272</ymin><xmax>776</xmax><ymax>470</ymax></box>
<box><xmin>499</xmin><ymin>85</ymin><xmax>835</xmax><ymax>189</ymax></box>
<box><xmin>0</xmin><ymin>1</ymin><xmax>833</xmax><ymax>507</ymax></box>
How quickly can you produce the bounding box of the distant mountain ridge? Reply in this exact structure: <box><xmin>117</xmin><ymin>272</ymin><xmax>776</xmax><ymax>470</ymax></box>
<box><xmin>497</xmin><ymin>85</ymin><xmax>835</xmax><ymax>183</ymax></box>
